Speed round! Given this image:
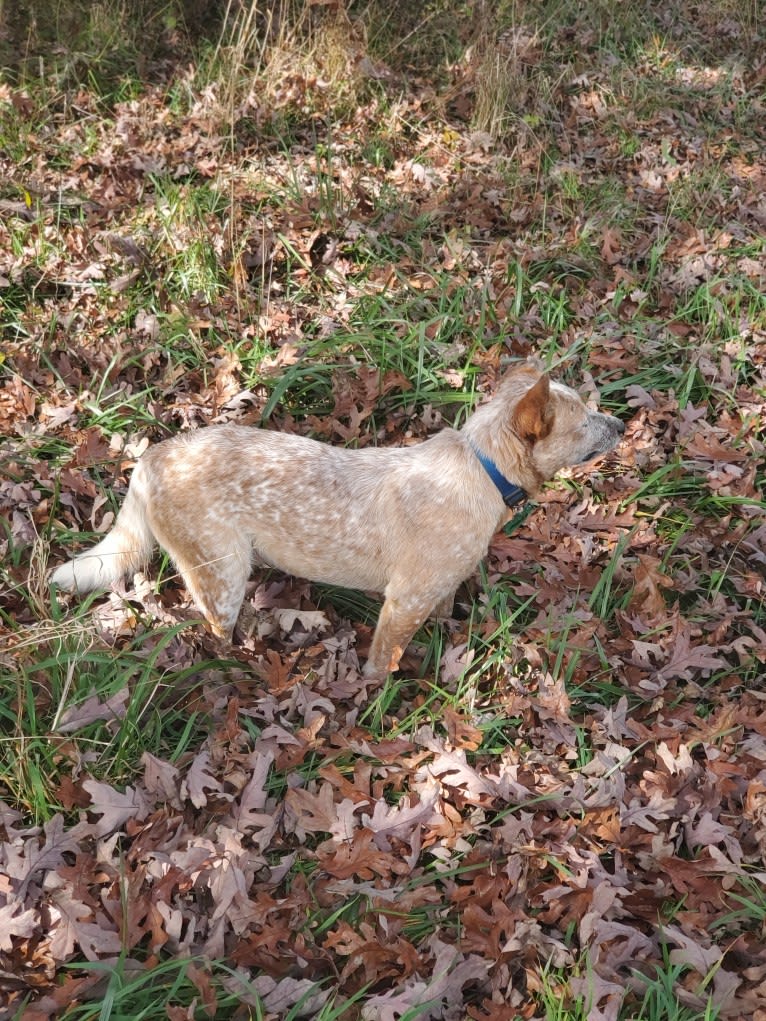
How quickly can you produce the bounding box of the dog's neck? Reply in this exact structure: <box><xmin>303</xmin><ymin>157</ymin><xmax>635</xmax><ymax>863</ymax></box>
<box><xmin>468</xmin><ymin>441</ymin><xmax>527</xmax><ymax>508</ymax></box>
<box><xmin>461</xmin><ymin>403</ymin><xmax>545</xmax><ymax>498</ymax></box>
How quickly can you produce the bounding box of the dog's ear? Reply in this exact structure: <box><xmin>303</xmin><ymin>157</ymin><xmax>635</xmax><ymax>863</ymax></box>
<box><xmin>511</xmin><ymin>374</ymin><xmax>553</xmax><ymax>443</ymax></box>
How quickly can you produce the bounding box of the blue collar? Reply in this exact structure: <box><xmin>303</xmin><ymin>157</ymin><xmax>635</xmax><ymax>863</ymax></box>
<box><xmin>469</xmin><ymin>442</ymin><xmax>527</xmax><ymax>508</ymax></box>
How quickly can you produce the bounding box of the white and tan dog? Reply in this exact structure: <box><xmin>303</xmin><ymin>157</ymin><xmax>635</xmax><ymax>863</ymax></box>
<box><xmin>52</xmin><ymin>363</ymin><xmax>624</xmax><ymax>678</ymax></box>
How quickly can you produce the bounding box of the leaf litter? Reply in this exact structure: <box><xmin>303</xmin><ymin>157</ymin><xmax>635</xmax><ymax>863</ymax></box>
<box><xmin>1</xmin><ymin>4</ymin><xmax>766</xmax><ymax>1019</ymax></box>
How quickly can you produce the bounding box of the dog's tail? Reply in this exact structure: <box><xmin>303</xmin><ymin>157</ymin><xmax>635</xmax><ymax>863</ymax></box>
<box><xmin>51</xmin><ymin>460</ymin><xmax>155</xmax><ymax>593</ymax></box>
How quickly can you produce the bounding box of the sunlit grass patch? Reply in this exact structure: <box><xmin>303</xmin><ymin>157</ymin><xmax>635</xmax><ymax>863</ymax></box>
<box><xmin>1</xmin><ymin>619</ymin><xmax>217</xmax><ymax>821</ymax></box>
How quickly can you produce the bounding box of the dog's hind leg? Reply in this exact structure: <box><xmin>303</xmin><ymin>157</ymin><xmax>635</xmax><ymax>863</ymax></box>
<box><xmin>155</xmin><ymin>528</ymin><xmax>252</xmax><ymax>640</ymax></box>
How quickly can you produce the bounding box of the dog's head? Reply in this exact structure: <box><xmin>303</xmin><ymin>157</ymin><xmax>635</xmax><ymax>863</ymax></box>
<box><xmin>500</xmin><ymin>363</ymin><xmax>625</xmax><ymax>479</ymax></box>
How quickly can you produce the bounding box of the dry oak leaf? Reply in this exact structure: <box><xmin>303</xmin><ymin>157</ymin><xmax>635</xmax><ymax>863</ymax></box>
<box><xmin>601</xmin><ymin>226</ymin><xmax>623</xmax><ymax>265</ymax></box>
<box><xmin>362</xmin><ymin>784</ymin><xmax>441</xmax><ymax>859</ymax></box>
<box><xmin>620</xmin><ymin>790</ymin><xmax>677</xmax><ymax>832</ymax></box>
<box><xmin>653</xmin><ymin>630</ymin><xmax>727</xmax><ymax>682</ymax></box>
<box><xmin>439</xmin><ymin>643</ymin><xmax>476</xmax><ymax>686</ymax></box>
<box><xmin>361</xmin><ymin>937</ymin><xmax>491</xmax><ymax>1021</ymax></box>
<box><xmin>5</xmin><ymin>813</ymin><xmax>88</xmax><ymax>890</ymax></box>
<box><xmin>319</xmin><ymin>829</ymin><xmax>404</xmax><ymax>880</ymax></box>
<box><xmin>55</xmin><ymin>688</ymin><xmax>129</xmax><ymax>733</ymax></box>
<box><xmin>665</xmin><ymin>926</ymin><xmax>743</xmax><ymax>1011</ymax></box>
<box><xmin>684</xmin><ymin>428</ymin><xmax>748</xmax><ymax>463</ymax></box>
<box><xmin>0</xmin><ymin>902</ymin><xmax>39</xmax><ymax>951</ymax></box>
<box><xmin>272</xmin><ymin>607</ymin><xmax>330</xmax><ymax>633</ymax></box>
<box><xmin>141</xmin><ymin>752</ymin><xmax>182</xmax><ymax>805</ymax></box>
<box><xmin>228</xmin><ymin>750</ymin><xmax>279</xmax><ymax>846</ymax></box>
<box><xmin>81</xmin><ymin>778</ymin><xmax>151</xmax><ymax>837</ymax></box>
<box><xmin>416</xmin><ymin>731</ymin><xmax>502</xmax><ymax>802</ymax></box>
<box><xmin>207</xmin><ymin>853</ymin><xmax>252</xmax><ymax>927</ymax></box>
<box><xmin>219</xmin><ymin>971</ymin><xmax>330</xmax><ymax>1016</ymax></box>
<box><xmin>46</xmin><ymin>885</ymin><xmax>122</xmax><ymax>961</ymax></box>
<box><xmin>569</xmin><ymin>971</ymin><xmax>625</xmax><ymax>1021</ymax></box>
<box><xmin>684</xmin><ymin>810</ymin><xmax>740</xmax><ymax>860</ymax></box>
<box><xmin>628</xmin><ymin>554</ymin><xmax>674</xmax><ymax>620</ymax></box>
<box><xmin>181</xmin><ymin>749</ymin><xmax>225</xmax><ymax>809</ymax></box>
<box><xmin>324</xmin><ymin>919</ymin><xmax>406</xmax><ymax>981</ymax></box>
<box><xmin>285</xmin><ymin>782</ymin><xmax>365</xmax><ymax>843</ymax></box>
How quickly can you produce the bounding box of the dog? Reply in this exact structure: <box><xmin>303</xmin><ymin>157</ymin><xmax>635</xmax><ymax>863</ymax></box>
<box><xmin>51</xmin><ymin>363</ymin><xmax>624</xmax><ymax>679</ymax></box>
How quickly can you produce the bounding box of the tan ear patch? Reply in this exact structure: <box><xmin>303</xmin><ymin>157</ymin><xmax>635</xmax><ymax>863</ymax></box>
<box><xmin>511</xmin><ymin>374</ymin><xmax>553</xmax><ymax>443</ymax></box>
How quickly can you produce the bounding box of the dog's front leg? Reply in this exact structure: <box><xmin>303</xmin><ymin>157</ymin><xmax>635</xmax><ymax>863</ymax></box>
<box><xmin>434</xmin><ymin>590</ymin><xmax>457</xmax><ymax>618</ymax></box>
<box><xmin>364</xmin><ymin>591</ymin><xmax>435</xmax><ymax>680</ymax></box>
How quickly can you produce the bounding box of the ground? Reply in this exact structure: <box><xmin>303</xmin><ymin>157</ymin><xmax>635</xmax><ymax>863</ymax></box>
<box><xmin>1</xmin><ymin>2</ymin><xmax>765</xmax><ymax>1019</ymax></box>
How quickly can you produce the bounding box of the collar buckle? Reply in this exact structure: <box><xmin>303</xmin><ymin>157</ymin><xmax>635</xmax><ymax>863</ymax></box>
<box><xmin>469</xmin><ymin>442</ymin><xmax>527</xmax><ymax>508</ymax></box>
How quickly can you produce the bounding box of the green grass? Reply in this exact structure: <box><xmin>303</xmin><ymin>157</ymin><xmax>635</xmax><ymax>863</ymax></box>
<box><xmin>533</xmin><ymin>949</ymin><xmax>723</xmax><ymax>1021</ymax></box>
<box><xmin>2</xmin><ymin>620</ymin><xmax>221</xmax><ymax>819</ymax></box>
<box><xmin>632</xmin><ymin>947</ymin><xmax>722</xmax><ymax>1021</ymax></box>
<box><xmin>46</xmin><ymin>956</ymin><xmax>366</xmax><ymax>1021</ymax></box>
